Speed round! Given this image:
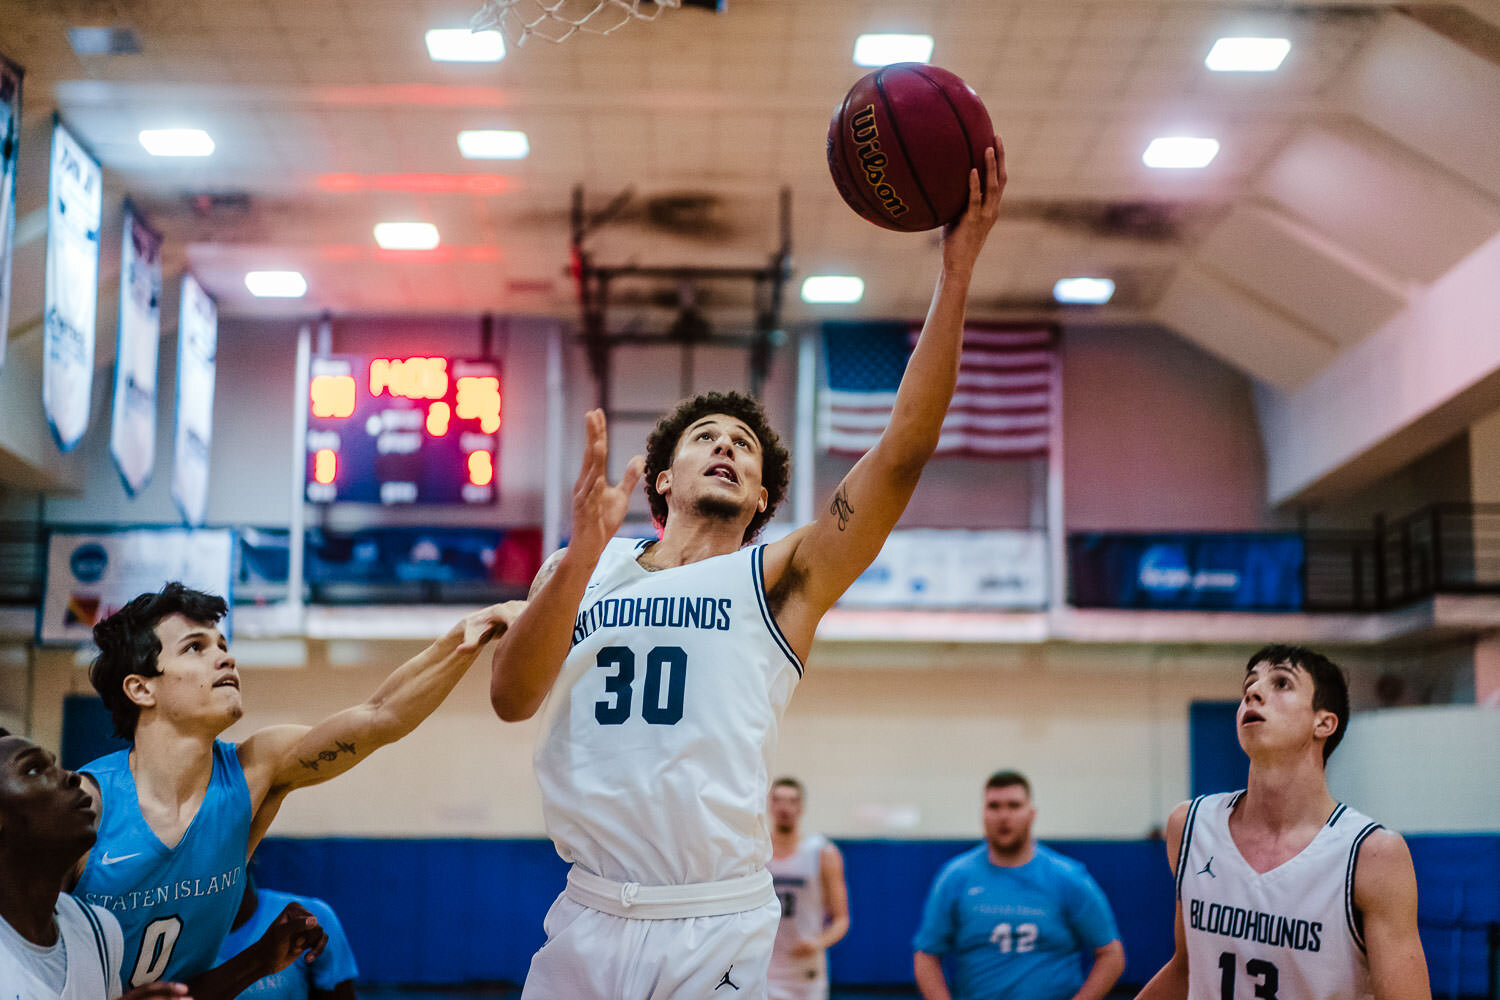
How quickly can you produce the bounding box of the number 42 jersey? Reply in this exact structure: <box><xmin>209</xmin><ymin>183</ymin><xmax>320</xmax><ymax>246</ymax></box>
<box><xmin>534</xmin><ymin>537</ymin><xmax>804</xmax><ymax>887</ymax></box>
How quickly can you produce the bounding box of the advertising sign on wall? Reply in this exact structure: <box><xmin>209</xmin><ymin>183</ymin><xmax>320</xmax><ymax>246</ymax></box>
<box><xmin>840</xmin><ymin>529</ymin><xmax>1049</xmax><ymax>609</ymax></box>
<box><xmin>1069</xmin><ymin>533</ymin><xmax>1305</xmax><ymax>611</ymax></box>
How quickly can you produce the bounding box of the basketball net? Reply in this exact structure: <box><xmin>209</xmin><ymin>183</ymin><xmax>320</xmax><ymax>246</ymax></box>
<box><xmin>471</xmin><ymin>0</ymin><xmax>681</xmax><ymax>44</ymax></box>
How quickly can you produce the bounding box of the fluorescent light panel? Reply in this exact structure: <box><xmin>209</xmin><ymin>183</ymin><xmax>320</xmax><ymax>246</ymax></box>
<box><xmin>139</xmin><ymin>128</ymin><xmax>214</xmax><ymax>157</ymax></box>
<box><xmin>1143</xmin><ymin>137</ymin><xmax>1220</xmax><ymax>169</ymax></box>
<box><xmin>245</xmin><ymin>271</ymin><xmax>307</xmax><ymax>298</ymax></box>
<box><xmin>1206</xmin><ymin>37</ymin><xmax>1290</xmax><ymax>72</ymax></box>
<box><xmin>426</xmin><ymin>28</ymin><xmax>505</xmax><ymax>62</ymax></box>
<box><xmin>458</xmin><ymin>130</ymin><xmax>530</xmax><ymax>160</ymax></box>
<box><xmin>374</xmin><ymin>222</ymin><xmax>441</xmax><ymax>250</ymax></box>
<box><xmin>801</xmin><ymin>275</ymin><xmax>864</xmax><ymax>304</ymax></box>
<box><xmin>853</xmin><ymin>34</ymin><xmax>934</xmax><ymax>67</ymax></box>
<box><xmin>1053</xmin><ymin>277</ymin><xmax>1115</xmax><ymax>305</ymax></box>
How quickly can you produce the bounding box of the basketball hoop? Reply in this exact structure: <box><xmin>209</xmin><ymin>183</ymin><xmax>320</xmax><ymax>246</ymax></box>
<box><xmin>471</xmin><ymin>0</ymin><xmax>682</xmax><ymax>45</ymax></box>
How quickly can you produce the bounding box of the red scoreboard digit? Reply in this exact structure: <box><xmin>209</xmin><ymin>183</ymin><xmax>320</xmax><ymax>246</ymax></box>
<box><xmin>305</xmin><ymin>355</ymin><xmax>502</xmax><ymax>505</ymax></box>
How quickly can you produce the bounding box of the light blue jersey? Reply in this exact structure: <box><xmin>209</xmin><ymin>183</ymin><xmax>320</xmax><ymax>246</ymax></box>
<box><xmin>913</xmin><ymin>844</ymin><xmax>1120</xmax><ymax>1000</ymax></box>
<box><xmin>215</xmin><ymin>889</ymin><xmax>360</xmax><ymax>1000</ymax></box>
<box><xmin>75</xmin><ymin>740</ymin><xmax>252</xmax><ymax>987</ymax></box>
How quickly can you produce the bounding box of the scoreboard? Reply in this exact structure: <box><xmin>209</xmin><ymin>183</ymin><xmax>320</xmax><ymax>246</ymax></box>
<box><xmin>305</xmin><ymin>354</ymin><xmax>501</xmax><ymax>505</ymax></box>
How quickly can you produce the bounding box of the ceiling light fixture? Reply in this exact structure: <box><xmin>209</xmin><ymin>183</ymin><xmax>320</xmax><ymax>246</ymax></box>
<box><xmin>426</xmin><ymin>28</ymin><xmax>505</xmax><ymax>62</ymax></box>
<box><xmin>1143</xmin><ymin>137</ymin><xmax>1220</xmax><ymax>169</ymax></box>
<box><xmin>245</xmin><ymin>271</ymin><xmax>308</xmax><ymax>298</ymax></box>
<box><xmin>374</xmin><ymin>222</ymin><xmax>441</xmax><ymax>250</ymax></box>
<box><xmin>801</xmin><ymin>275</ymin><xmax>865</xmax><ymax>304</ymax></box>
<box><xmin>458</xmin><ymin>130</ymin><xmax>530</xmax><ymax>160</ymax></box>
<box><xmin>853</xmin><ymin>34</ymin><xmax>935</xmax><ymax>67</ymax></box>
<box><xmin>138</xmin><ymin>128</ymin><xmax>215</xmax><ymax>157</ymax></box>
<box><xmin>1206</xmin><ymin>37</ymin><xmax>1291</xmax><ymax>72</ymax></box>
<box><xmin>1053</xmin><ymin>277</ymin><xmax>1115</xmax><ymax>305</ymax></box>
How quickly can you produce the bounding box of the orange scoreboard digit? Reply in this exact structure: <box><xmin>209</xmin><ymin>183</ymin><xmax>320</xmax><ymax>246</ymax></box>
<box><xmin>305</xmin><ymin>355</ymin><xmax>501</xmax><ymax>505</ymax></box>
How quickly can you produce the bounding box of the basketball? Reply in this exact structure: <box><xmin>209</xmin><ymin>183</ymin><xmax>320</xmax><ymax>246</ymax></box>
<box><xmin>827</xmin><ymin>63</ymin><xmax>996</xmax><ymax>232</ymax></box>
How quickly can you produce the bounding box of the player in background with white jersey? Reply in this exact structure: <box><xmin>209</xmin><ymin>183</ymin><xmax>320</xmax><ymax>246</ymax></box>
<box><xmin>1136</xmin><ymin>645</ymin><xmax>1431</xmax><ymax>1000</ymax></box>
<box><xmin>767</xmin><ymin>777</ymin><xmax>850</xmax><ymax>1000</ymax></box>
<box><xmin>489</xmin><ymin>142</ymin><xmax>1004</xmax><ymax>1000</ymax></box>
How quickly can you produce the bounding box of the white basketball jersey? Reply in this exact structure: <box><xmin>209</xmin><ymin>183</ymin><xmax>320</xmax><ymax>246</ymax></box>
<box><xmin>769</xmin><ymin>833</ymin><xmax>830</xmax><ymax>987</ymax></box>
<box><xmin>1178</xmin><ymin>792</ymin><xmax>1380</xmax><ymax>1000</ymax></box>
<box><xmin>534</xmin><ymin>537</ymin><xmax>804</xmax><ymax>886</ymax></box>
<box><xmin>0</xmin><ymin>896</ymin><xmax>123</xmax><ymax>1000</ymax></box>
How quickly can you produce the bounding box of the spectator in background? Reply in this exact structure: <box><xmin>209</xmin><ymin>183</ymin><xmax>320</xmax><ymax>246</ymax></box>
<box><xmin>215</xmin><ymin>875</ymin><xmax>358</xmax><ymax>1000</ymax></box>
<box><xmin>914</xmin><ymin>771</ymin><xmax>1125</xmax><ymax>1000</ymax></box>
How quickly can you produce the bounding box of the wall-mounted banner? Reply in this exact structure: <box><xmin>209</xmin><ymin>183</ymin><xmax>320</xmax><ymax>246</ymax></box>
<box><xmin>110</xmin><ymin>206</ymin><xmax>163</xmax><ymax>494</ymax></box>
<box><xmin>40</xmin><ymin>527</ymin><xmax>234</xmax><ymax>645</ymax></box>
<box><xmin>0</xmin><ymin>55</ymin><xmax>21</xmax><ymax>372</ymax></box>
<box><xmin>840</xmin><ymin>529</ymin><xmax>1049</xmax><ymax>609</ymax></box>
<box><xmin>43</xmin><ymin>120</ymin><xmax>103</xmax><ymax>451</ymax></box>
<box><xmin>1068</xmin><ymin>533</ymin><xmax>1305</xmax><ymax>611</ymax></box>
<box><xmin>171</xmin><ymin>275</ymin><xmax>217</xmax><ymax>525</ymax></box>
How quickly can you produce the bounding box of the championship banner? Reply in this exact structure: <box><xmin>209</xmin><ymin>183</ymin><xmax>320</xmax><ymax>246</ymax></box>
<box><xmin>839</xmin><ymin>529</ymin><xmax>1049</xmax><ymax>609</ymax></box>
<box><xmin>43</xmin><ymin>120</ymin><xmax>103</xmax><ymax>451</ymax></box>
<box><xmin>0</xmin><ymin>54</ymin><xmax>21</xmax><ymax>372</ymax></box>
<box><xmin>40</xmin><ymin>527</ymin><xmax>234</xmax><ymax>644</ymax></box>
<box><xmin>110</xmin><ymin>206</ymin><xmax>163</xmax><ymax>494</ymax></box>
<box><xmin>171</xmin><ymin>275</ymin><xmax>217</xmax><ymax>526</ymax></box>
<box><xmin>1068</xmin><ymin>533</ymin><xmax>1305</xmax><ymax>611</ymax></box>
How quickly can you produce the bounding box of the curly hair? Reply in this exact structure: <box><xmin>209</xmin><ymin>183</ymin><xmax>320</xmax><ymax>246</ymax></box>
<box><xmin>644</xmin><ymin>391</ymin><xmax>790</xmax><ymax>546</ymax></box>
<box><xmin>90</xmin><ymin>583</ymin><xmax>228</xmax><ymax>741</ymax></box>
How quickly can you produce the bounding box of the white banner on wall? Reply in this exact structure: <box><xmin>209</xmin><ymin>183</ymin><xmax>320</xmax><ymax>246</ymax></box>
<box><xmin>171</xmin><ymin>275</ymin><xmax>217</xmax><ymax>526</ymax></box>
<box><xmin>40</xmin><ymin>527</ymin><xmax>234</xmax><ymax>644</ymax></box>
<box><xmin>43</xmin><ymin>120</ymin><xmax>103</xmax><ymax>451</ymax></box>
<box><xmin>0</xmin><ymin>55</ymin><xmax>22</xmax><ymax>372</ymax></box>
<box><xmin>110</xmin><ymin>207</ymin><xmax>163</xmax><ymax>494</ymax></box>
<box><xmin>839</xmin><ymin>529</ymin><xmax>1049</xmax><ymax>609</ymax></box>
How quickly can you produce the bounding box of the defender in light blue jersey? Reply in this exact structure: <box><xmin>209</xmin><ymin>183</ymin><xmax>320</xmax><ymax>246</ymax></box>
<box><xmin>914</xmin><ymin>771</ymin><xmax>1124</xmax><ymax>1000</ymax></box>
<box><xmin>71</xmin><ymin>583</ymin><xmax>522</xmax><ymax>987</ymax></box>
<box><xmin>215</xmin><ymin>880</ymin><xmax>359</xmax><ymax>1000</ymax></box>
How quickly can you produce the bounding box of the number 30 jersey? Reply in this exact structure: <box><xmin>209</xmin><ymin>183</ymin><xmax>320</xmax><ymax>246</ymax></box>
<box><xmin>1178</xmin><ymin>791</ymin><xmax>1379</xmax><ymax>1000</ymax></box>
<box><xmin>534</xmin><ymin>537</ymin><xmax>804</xmax><ymax>886</ymax></box>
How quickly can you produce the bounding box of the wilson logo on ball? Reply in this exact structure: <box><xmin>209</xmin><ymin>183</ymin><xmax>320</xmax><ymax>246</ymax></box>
<box><xmin>849</xmin><ymin>105</ymin><xmax>909</xmax><ymax>220</ymax></box>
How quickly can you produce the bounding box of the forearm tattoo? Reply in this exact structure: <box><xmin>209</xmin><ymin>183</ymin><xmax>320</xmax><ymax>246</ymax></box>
<box><xmin>300</xmin><ymin>739</ymin><xmax>356</xmax><ymax>771</ymax></box>
<box><xmin>830</xmin><ymin>486</ymin><xmax>855</xmax><ymax>531</ymax></box>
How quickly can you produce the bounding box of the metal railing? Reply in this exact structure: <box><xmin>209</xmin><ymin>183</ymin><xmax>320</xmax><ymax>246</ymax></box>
<box><xmin>1307</xmin><ymin>504</ymin><xmax>1500</xmax><ymax>611</ymax></box>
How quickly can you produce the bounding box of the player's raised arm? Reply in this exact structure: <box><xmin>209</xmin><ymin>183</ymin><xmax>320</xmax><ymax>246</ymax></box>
<box><xmin>771</xmin><ymin>142</ymin><xmax>1005</xmax><ymax>617</ymax></box>
<box><xmin>1355</xmin><ymin>829</ymin><xmax>1432</xmax><ymax>1000</ymax></box>
<box><xmin>237</xmin><ymin>600</ymin><xmax>523</xmax><ymax>802</ymax></box>
<box><xmin>489</xmin><ymin>408</ymin><xmax>644</xmax><ymax>722</ymax></box>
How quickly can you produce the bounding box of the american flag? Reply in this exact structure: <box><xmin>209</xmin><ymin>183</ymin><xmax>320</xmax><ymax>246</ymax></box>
<box><xmin>818</xmin><ymin>322</ymin><xmax>1056</xmax><ymax>458</ymax></box>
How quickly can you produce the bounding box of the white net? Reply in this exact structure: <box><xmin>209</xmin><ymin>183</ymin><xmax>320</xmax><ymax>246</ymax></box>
<box><xmin>471</xmin><ymin>0</ymin><xmax>682</xmax><ymax>45</ymax></box>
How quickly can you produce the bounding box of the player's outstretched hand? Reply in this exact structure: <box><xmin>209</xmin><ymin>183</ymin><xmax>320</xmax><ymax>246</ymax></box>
<box><xmin>461</xmin><ymin>599</ymin><xmax>528</xmax><ymax>651</ymax></box>
<box><xmin>570</xmin><ymin>409</ymin><xmax>644</xmax><ymax>561</ymax></box>
<box><xmin>941</xmin><ymin>139</ymin><xmax>1006</xmax><ymax>275</ymax></box>
<box><xmin>121</xmin><ymin>983</ymin><xmax>192</xmax><ymax>1000</ymax></box>
<box><xmin>257</xmin><ymin>902</ymin><xmax>328</xmax><ymax>972</ymax></box>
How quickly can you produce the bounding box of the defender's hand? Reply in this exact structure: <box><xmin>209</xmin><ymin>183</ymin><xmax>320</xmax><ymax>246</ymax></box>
<box><xmin>460</xmin><ymin>599</ymin><xmax>527</xmax><ymax>651</ymax></box>
<box><xmin>570</xmin><ymin>409</ymin><xmax>644</xmax><ymax>561</ymax></box>
<box><xmin>256</xmin><ymin>902</ymin><xmax>328</xmax><ymax>972</ymax></box>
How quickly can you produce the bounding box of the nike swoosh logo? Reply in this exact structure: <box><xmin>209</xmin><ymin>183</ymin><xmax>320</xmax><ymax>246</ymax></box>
<box><xmin>100</xmin><ymin>851</ymin><xmax>142</xmax><ymax>866</ymax></box>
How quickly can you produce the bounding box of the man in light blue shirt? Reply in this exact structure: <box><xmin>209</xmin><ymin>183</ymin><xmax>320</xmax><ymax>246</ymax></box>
<box><xmin>216</xmin><ymin>877</ymin><xmax>358</xmax><ymax>1000</ymax></box>
<box><xmin>913</xmin><ymin>771</ymin><xmax>1125</xmax><ymax>1000</ymax></box>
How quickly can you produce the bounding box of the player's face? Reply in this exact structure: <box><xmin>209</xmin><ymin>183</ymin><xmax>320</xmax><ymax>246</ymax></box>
<box><xmin>658</xmin><ymin>414</ymin><xmax>768</xmax><ymax>529</ymax></box>
<box><xmin>769</xmin><ymin>785</ymin><xmax>803</xmax><ymax>833</ymax></box>
<box><xmin>982</xmin><ymin>784</ymin><xmax>1035</xmax><ymax>854</ymax></box>
<box><xmin>136</xmin><ymin>614</ymin><xmax>243</xmax><ymax>733</ymax></box>
<box><xmin>1238</xmin><ymin>661</ymin><xmax>1334</xmax><ymax>757</ymax></box>
<box><xmin>0</xmin><ymin>736</ymin><xmax>98</xmax><ymax>854</ymax></box>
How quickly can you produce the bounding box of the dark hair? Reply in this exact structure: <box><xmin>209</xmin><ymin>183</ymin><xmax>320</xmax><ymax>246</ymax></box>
<box><xmin>770</xmin><ymin>776</ymin><xmax>804</xmax><ymax>799</ymax></box>
<box><xmin>644</xmin><ymin>391</ymin><xmax>790</xmax><ymax>546</ymax></box>
<box><xmin>90</xmin><ymin>583</ymin><xmax>228</xmax><ymax>741</ymax></box>
<box><xmin>1245</xmin><ymin>644</ymin><xmax>1350</xmax><ymax>763</ymax></box>
<box><xmin>985</xmin><ymin>770</ymin><xmax>1031</xmax><ymax>797</ymax></box>
<box><xmin>0</xmin><ymin>728</ymin><xmax>9</xmax><ymax>739</ymax></box>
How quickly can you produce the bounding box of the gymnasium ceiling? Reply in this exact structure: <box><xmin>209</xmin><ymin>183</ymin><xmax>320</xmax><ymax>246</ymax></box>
<box><xmin>3</xmin><ymin>0</ymin><xmax>1500</xmax><ymax>402</ymax></box>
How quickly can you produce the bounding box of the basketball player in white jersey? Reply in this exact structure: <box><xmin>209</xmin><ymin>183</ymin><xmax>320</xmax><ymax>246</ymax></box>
<box><xmin>767</xmin><ymin>777</ymin><xmax>850</xmax><ymax>1000</ymax></box>
<box><xmin>1135</xmin><ymin>645</ymin><xmax>1430</xmax><ymax>1000</ymax></box>
<box><xmin>488</xmin><ymin>142</ymin><xmax>1005</xmax><ymax>999</ymax></box>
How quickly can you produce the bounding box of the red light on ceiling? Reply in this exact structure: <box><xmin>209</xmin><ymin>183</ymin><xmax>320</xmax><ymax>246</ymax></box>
<box><xmin>315</xmin><ymin>173</ymin><xmax>514</xmax><ymax>195</ymax></box>
<box><xmin>467</xmin><ymin>451</ymin><xmax>494</xmax><ymax>487</ymax></box>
